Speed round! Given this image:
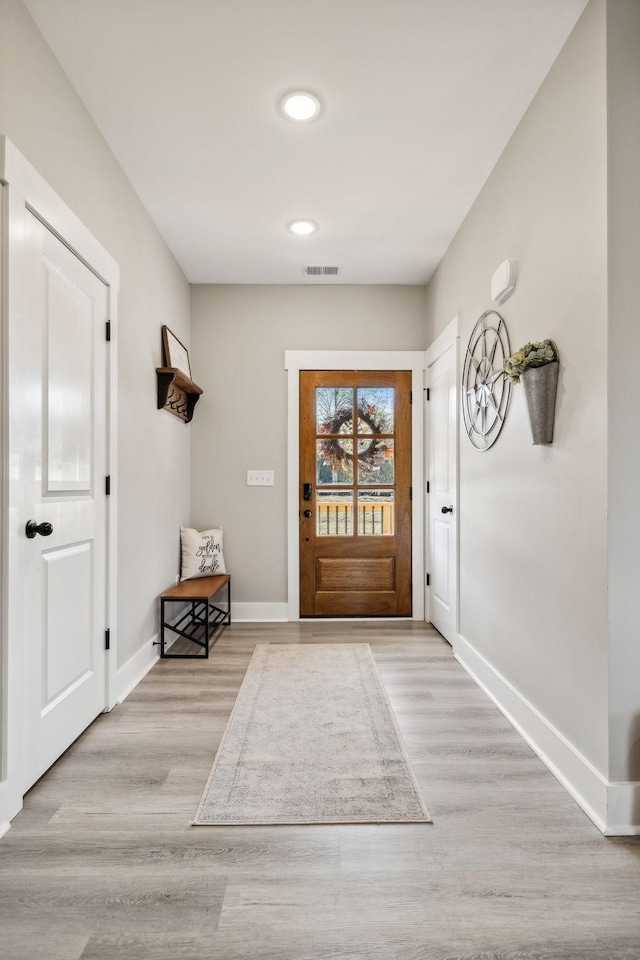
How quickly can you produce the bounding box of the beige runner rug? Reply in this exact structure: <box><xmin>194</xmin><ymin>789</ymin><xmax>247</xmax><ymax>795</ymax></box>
<box><xmin>193</xmin><ymin>643</ymin><xmax>431</xmax><ymax>825</ymax></box>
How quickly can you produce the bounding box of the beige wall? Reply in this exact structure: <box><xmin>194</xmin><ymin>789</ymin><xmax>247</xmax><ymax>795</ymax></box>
<box><xmin>424</xmin><ymin>1</ymin><xmax>608</xmax><ymax>773</ymax></box>
<box><xmin>190</xmin><ymin>285</ymin><xmax>426</xmax><ymax>606</ymax></box>
<box><xmin>0</xmin><ymin>0</ymin><xmax>192</xmax><ymax>670</ymax></box>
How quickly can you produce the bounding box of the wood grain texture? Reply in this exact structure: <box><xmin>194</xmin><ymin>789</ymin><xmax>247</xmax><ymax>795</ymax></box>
<box><xmin>1</xmin><ymin>621</ymin><xmax>639</xmax><ymax>960</ymax></box>
<box><xmin>161</xmin><ymin>574</ymin><xmax>230</xmax><ymax>600</ymax></box>
<box><xmin>316</xmin><ymin>557</ymin><xmax>395</xmax><ymax>591</ymax></box>
<box><xmin>299</xmin><ymin>370</ymin><xmax>411</xmax><ymax>616</ymax></box>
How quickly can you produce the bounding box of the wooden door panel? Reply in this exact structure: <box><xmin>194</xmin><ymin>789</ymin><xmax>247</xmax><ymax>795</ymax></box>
<box><xmin>316</xmin><ymin>557</ymin><xmax>395</xmax><ymax>592</ymax></box>
<box><xmin>314</xmin><ymin>593</ymin><xmax>403</xmax><ymax>618</ymax></box>
<box><xmin>300</xmin><ymin>370</ymin><xmax>412</xmax><ymax>617</ymax></box>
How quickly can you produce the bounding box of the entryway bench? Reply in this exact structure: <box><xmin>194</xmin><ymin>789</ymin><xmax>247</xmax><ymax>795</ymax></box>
<box><xmin>157</xmin><ymin>574</ymin><xmax>231</xmax><ymax>658</ymax></box>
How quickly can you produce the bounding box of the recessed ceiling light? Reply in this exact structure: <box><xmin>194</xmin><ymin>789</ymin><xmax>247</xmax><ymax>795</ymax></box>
<box><xmin>279</xmin><ymin>90</ymin><xmax>322</xmax><ymax>122</ymax></box>
<box><xmin>288</xmin><ymin>220</ymin><xmax>318</xmax><ymax>236</ymax></box>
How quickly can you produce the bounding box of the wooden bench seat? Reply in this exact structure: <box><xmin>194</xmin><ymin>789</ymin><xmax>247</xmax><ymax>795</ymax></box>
<box><xmin>157</xmin><ymin>574</ymin><xmax>231</xmax><ymax>658</ymax></box>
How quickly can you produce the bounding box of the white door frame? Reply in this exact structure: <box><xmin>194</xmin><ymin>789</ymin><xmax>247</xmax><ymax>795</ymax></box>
<box><xmin>424</xmin><ymin>315</ymin><xmax>460</xmax><ymax>629</ymax></box>
<box><xmin>284</xmin><ymin>350</ymin><xmax>426</xmax><ymax>622</ymax></box>
<box><xmin>0</xmin><ymin>137</ymin><xmax>120</xmax><ymax>833</ymax></box>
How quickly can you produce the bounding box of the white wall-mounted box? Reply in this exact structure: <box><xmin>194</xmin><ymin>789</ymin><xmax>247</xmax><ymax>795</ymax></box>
<box><xmin>491</xmin><ymin>259</ymin><xmax>518</xmax><ymax>304</ymax></box>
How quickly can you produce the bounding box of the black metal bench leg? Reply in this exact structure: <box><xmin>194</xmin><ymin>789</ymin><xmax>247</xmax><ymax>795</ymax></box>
<box><xmin>158</xmin><ymin>578</ymin><xmax>231</xmax><ymax>659</ymax></box>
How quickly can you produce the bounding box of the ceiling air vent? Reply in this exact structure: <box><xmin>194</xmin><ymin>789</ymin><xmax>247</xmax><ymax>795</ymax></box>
<box><xmin>303</xmin><ymin>265</ymin><xmax>339</xmax><ymax>276</ymax></box>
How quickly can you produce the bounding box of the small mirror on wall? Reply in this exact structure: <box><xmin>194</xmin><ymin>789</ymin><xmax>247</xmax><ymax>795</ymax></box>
<box><xmin>162</xmin><ymin>325</ymin><xmax>191</xmax><ymax>378</ymax></box>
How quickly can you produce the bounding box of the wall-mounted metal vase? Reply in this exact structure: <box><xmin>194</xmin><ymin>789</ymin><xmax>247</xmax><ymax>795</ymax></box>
<box><xmin>521</xmin><ymin>356</ymin><xmax>559</xmax><ymax>445</ymax></box>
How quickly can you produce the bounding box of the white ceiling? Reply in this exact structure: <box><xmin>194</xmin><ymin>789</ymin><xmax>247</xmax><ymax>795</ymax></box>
<box><xmin>25</xmin><ymin>0</ymin><xmax>588</xmax><ymax>285</ymax></box>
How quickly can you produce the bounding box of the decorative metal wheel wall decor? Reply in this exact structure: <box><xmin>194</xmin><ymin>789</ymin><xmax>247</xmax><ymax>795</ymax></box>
<box><xmin>462</xmin><ymin>310</ymin><xmax>512</xmax><ymax>451</ymax></box>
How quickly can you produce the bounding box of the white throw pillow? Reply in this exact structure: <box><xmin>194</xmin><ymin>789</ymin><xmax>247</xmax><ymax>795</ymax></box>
<box><xmin>180</xmin><ymin>526</ymin><xmax>226</xmax><ymax>580</ymax></box>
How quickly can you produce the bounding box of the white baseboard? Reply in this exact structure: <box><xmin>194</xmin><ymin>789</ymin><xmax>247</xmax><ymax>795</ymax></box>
<box><xmin>114</xmin><ymin>604</ymin><xmax>287</xmax><ymax>703</ymax></box>
<box><xmin>115</xmin><ymin>602</ymin><xmax>199</xmax><ymax>702</ymax></box>
<box><xmin>232</xmin><ymin>602</ymin><xmax>288</xmax><ymax>622</ymax></box>
<box><xmin>0</xmin><ymin>779</ymin><xmax>22</xmax><ymax>836</ymax></box>
<box><xmin>605</xmin><ymin>782</ymin><xmax>640</xmax><ymax>836</ymax></box>
<box><xmin>115</xmin><ymin>638</ymin><xmax>159</xmax><ymax>703</ymax></box>
<box><xmin>454</xmin><ymin>632</ymin><xmax>609</xmax><ymax>834</ymax></box>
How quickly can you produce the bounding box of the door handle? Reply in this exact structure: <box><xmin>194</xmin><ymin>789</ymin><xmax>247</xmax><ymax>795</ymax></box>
<box><xmin>303</xmin><ymin>510</ymin><xmax>312</xmax><ymax>519</ymax></box>
<box><xmin>26</xmin><ymin>519</ymin><xmax>54</xmax><ymax>539</ymax></box>
<box><xmin>441</xmin><ymin>505</ymin><xmax>454</xmax><ymax>515</ymax></box>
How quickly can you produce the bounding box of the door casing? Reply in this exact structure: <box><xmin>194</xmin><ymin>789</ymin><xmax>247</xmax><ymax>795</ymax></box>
<box><xmin>285</xmin><ymin>350</ymin><xmax>425</xmax><ymax>622</ymax></box>
<box><xmin>0</xmin><ymin>137</ymin><xmax>120</xmax><ymax>832</ymax></box>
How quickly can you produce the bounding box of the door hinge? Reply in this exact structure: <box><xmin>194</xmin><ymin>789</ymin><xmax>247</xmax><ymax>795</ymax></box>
<box><xmin>426</xmin><ymin>480</ymin><xmax>430</xmax><ymax>493</ymax></box>
<box><xmin>409</xmin><ymin>486</ymin><xmax>412</xmax><ymax>500</ymax></box>
<box><xmin>410</xmin><ymin>391</ymin><xmax>413</xmax><ymax>405</ymax></box>
<box><xmin>426</xmin><ymin>573</ymin><xmax>430</xmax><ymax>586</ymax></box>
<box><xmin>426</xmin><ymin>388</ymin><xmax>430</xmax><ymax>401</ymax></box>
<box><xmin>105</xmin><ymin>628</ymin><xmax>110</xmax><ymax>651</ymax></box>
<box><xmin>105</xmin><ymin>475</ymin><xmax>111</xmax><ymax>496</ymax></box>
<box><xmin>105</xmin><ymin>320</ymin><xmax>111</xmax><ymax>342</ymax></box>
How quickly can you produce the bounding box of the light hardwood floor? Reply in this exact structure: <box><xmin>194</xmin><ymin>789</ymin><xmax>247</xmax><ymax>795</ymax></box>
<box><xmin>1</xmin><ymin>621</ymin><xmax>639</xmax><ymax>959</ymax></box>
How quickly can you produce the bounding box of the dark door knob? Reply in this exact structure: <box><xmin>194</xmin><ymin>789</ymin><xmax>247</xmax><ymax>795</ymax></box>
<box><xmin>25</xmin><ymin>520</ymin><xmax>54</xmax><ymax>539</ymax></box>
<box><xmin>441</xmin><ymin>505</ymin><xmax>454</xmax><ymax>515</ymax></box>
<box><xmin>303</xmin><ymin>510</ymin><xmax>312</xmax><ymax>519</ymax></box>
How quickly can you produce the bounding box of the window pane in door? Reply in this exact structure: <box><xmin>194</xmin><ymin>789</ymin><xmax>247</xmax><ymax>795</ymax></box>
<box><xmin>358</xmin><ymin>490</ymin><xmax>394</xmax><ymax>535</ymax></box>
<box><xmin>316</xmin><ymin>387</ymin><xmax>353</xmax><ymax>434</ymax></box>
<box><xmin>357</xmin><ymin>438</ymin><xmax>394</xmax><ymax>484</ymax></box>
<box><xmin>317</xmin><ymin>439</ymin><xmax>353</xmax><ymax>484</ymax></box>
<box><xmin>317</xmin><ymin>490</ymin><xmax>353</xmax><ymax>536</ymax></box>
<box><xmin>357</xmin><ymin>387</ymin><xmax>394</xmax><ymax>434</ymax></box>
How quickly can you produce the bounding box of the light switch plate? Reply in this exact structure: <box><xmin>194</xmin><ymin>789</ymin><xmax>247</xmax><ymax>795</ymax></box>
<box><xmin>247</xmin><ymin>470</ymin><xmax>274</xmax><ymax>486</ymax></box>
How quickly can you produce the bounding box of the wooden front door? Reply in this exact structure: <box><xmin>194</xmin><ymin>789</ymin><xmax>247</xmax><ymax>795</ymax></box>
<box><xmin>300</xmin><ymin>371</ymin><xmax>412</xmax><ymax>617</ymax></box>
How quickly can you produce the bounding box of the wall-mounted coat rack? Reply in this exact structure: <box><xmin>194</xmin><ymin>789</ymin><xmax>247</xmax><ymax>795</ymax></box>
<box><xmin>156</xmin><ymin>367</ymin><xmax>203</xmax><ymax>423</ymax></box>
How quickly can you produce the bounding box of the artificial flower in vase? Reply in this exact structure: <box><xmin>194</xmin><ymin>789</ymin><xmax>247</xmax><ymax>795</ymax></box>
<box><xmin>504</xmin><ymin>340</ymin><xmax>559</xmax><ymax>444</ymax></box>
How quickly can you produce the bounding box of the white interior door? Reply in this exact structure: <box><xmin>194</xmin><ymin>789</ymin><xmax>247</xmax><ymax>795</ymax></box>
<box><xmin>426</xmin><ymin>325</ymin><xmax>458</xmax><ymax>643</ymax></box>
<box><xmin>15</xmin><ymin>210</ymin><xmax>108</xmax><ymax>789</ymax></box>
